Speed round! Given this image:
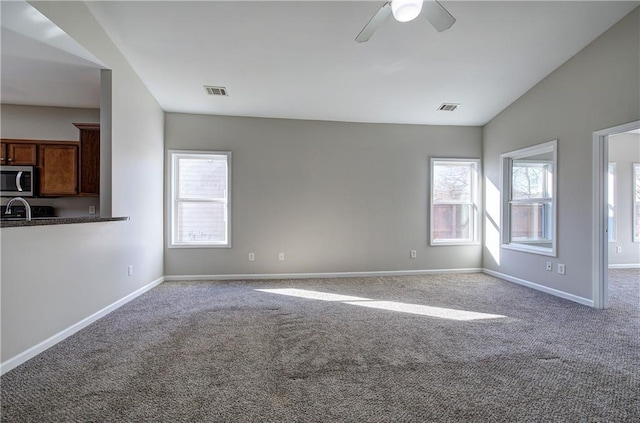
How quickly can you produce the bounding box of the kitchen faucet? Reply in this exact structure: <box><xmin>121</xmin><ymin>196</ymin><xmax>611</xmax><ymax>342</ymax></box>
<box><xmin>5</xmin><ymin>197</ymin><xmax>32</xmax><ymax>221</ymax></box>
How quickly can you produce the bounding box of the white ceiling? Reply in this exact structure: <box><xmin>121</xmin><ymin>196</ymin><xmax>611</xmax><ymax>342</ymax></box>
<box><xmin>2</xmin><ymin>1</ymin><xmax>638</xmax><ymax>126</ymax></box>
<box><xmin>0</xmin><ymin>0</ymin><xmax>104</xmax><ymax>108</ymax></box>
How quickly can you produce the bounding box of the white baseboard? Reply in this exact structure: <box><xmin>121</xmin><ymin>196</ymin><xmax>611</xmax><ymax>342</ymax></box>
<box><xmin>164</xmin><ymin>268</ymin><xmax>483</xmax><ymax>281</ymax></box>
<box><xmin>0</xmin><ymin>276</ymin><xmax>165</xmax><ymax>376</ymax></box>
<box><xmin>482</xmin><ymin>268</ymin><xmax>593</xmax><ymax>307</ymax></box>
<box><xmin>608</xmin><ymin>263</ymin><xmax>640</xmax><ymax>269</ymax></box>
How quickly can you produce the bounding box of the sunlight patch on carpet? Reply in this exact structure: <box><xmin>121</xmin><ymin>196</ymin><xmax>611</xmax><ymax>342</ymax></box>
<box><xmin>255</xmin><ymin>288</ymin><xmax>370</xmax><ymax>302</ymax></box>
<box><xmin>344</xmin><ymin>300</ymin><xmax>506</xmax><ymax>321</ymax></box>
<box><xmin>256</xmin><ymin>288</ymin><xmax>506</xmax><ymax>320</ymax></box>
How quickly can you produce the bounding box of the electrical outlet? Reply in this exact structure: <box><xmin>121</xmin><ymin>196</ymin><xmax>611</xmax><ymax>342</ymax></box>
<box><xmin>88</xmin><ymin>206</ymin><xmax>96</xmax><ymax>215</ymax></box>
<box><xmin>558</xmin><ymin>264</ymin><xmax>566</xmax><ymax>275</ymax></box>
<box><xmin>410</xmin><ymin>250</ymin><xmax>417</xmax><ymax>259</ymax></box>
<box><xmin>127</xmin><ymin>265</ymin><xmax>133</xmax><ymax>276</ymax></box>
<box><xmin>248</xmin><ymin>252</ymin><xmax>255</xmax><ymax>262</ymax></box>
<box><xmin>279</xmin><ymin>252</ymin><xmax>285</xmax><ymax>261</ymax></box>
<box><xmin>617</xmin><ymin>246</ymin><xmax>622</xmax><ymax>254</ymax></box>
<box><xmin>546</xmin><ymin>262</ymin><xmax>552</xmax><ymax>272</ymax></box>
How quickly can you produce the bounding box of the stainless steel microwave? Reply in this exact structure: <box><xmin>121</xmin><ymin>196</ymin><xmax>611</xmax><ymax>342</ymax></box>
<box><xmin>1</xmin><ymin>165</ymin><xmax>36</xmax><ymax>197</ymax></box>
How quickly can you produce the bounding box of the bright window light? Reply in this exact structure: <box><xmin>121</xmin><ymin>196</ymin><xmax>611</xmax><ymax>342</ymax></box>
<box><xmin>169</xmin><ymin>150</ymin><xmax>231</xmax><ymax>248</ymax></box>
<box><xmin>634</xmin><ymin>163</ymin><xmax>640</xmax><ymax>242</ymax></box>
<box><xmin>608</xmin><ymin>163</ymin><xmax>616</xmax><ymax>242</ymax></box>
<box><xmin>500</xmin><ymin>140</ymin><xmax>557</xmax><ymax>256</ymax></box>
<box><xmin>430</xmin><ymin>159</ymin><xmax>480</xmax><ymax>245</ymax></box>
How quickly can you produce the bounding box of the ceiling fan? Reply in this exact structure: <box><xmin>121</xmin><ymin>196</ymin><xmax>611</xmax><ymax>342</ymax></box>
<box><xmin>355</xmin><ymin>0</ymin><xmax>456</xmax><ymax>43</ymax></box>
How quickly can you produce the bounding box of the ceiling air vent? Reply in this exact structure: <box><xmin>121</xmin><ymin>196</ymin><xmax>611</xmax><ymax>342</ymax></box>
<box><xmin>437</xmin><ymin>103</ymin><xmax>459</xmax><ymax>112</ymax></box>
<box><xmin>204</xmin><ymin>85</ymin><xmax>228</xmax><ymax>96</ymax></box>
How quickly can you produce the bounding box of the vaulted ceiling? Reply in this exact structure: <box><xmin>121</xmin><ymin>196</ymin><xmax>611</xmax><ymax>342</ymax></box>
<box><xmin>2</xmin><ymin>1</ymin><xmax>638</xmax><ymax>126</ymax></box>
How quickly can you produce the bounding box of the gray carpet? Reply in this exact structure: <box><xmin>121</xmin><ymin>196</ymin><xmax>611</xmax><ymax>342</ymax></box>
<box><xmin>2</xmin><ymin>270</ymin><xmax>639</xmax><ymax>422</ymax></box>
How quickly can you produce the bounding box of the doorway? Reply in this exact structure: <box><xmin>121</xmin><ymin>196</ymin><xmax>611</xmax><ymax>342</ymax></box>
<box><xmin>592</xmin><ymin>120</ymin><xmax>640</xmax><ymax>309</ymax></box>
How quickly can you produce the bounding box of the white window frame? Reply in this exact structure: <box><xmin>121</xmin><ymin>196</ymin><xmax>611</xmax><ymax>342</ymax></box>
<box><xmin>608</xmin><ymin>162</ymin><xmax>617</xmax><ymax>242</ymax></box>
<box><xmin>500</xmin><ymin>140</ymin><xmax>557</xmax><ymax>257</ymax></box>
<box><xmin>168</xmin><ymin>150</ymin><xmax>231</xmax><ymax>248</ymax></box>
<box><xmin>430</xmin><ymin>158</ymin><xmax>480</xmax><ymax>246</ymax></box>
<box><xmin>634</xmin><ymin>163</ymin><xmax>640</xmax><ymax>242</ymax></box>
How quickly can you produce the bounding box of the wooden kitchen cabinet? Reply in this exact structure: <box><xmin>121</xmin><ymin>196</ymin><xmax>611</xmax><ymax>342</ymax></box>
<box><xmin>73</xmin><ymin>123</ymin><xmax>100</xmax><ymax>196</ymax></box>
<box><xmin>1</xmin><ymin>135</ymin><xmax>95</xmax><ymax>197</ymax></box>
<box><xmin>0</xmin><ymin>141</ymin><xmax>37</xmax><ymax>165</ymax></box>
<box><xmin>38</xmin><ymin>144</ymin><xmax>78</xmax><ymax>196</ymax></box>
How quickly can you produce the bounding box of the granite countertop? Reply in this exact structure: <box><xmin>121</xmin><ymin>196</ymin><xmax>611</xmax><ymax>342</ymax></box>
<box><xmin>0</xmin><ymin>216</ymin><xmax>129</xmax><ymax>228</ymax></box>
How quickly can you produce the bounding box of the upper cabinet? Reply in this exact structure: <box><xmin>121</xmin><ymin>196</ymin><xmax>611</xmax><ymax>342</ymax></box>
<box><xmin>1</xmin><ymin>141</ymin><xmax>37</xmax><ymax>166</ymax></box>
<box><xmin>74</xmin><ymin>123</ymin><xmax>100</xmax><ymax>196</ymax></box>
<box><xmin>39</xmin><ymin>143</ymin><xmax>78</xmax><ymax>196</ymax></box>
<box><xmin>1</xmin><ymin>123</ymin><xmax>100</xmax><ymax>197</ymax></box>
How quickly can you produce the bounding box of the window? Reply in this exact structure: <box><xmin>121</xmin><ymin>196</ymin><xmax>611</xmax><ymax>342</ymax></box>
<box><xmin>169</xmin><ymin>150</ymin><xmax>231</xmax><ymax>247</ymax></box>
<box><xmin>608</xmin><ymin>163</ymin><xmax>616</xmax><ymax>242</ymax></box>
<box><xmin>501</xmin><ymin>140</ymin><xmax>557</xmax><ymax>256</ymax></box>
<box><xmin>430</xmin><ymin>159</ymin><xmax>480</xmax><ymax>245</ymax></box>
<box><xmin>634</xmin><ymin>163</ymin><xmax>640</xmax><ymax>242</ymax></box>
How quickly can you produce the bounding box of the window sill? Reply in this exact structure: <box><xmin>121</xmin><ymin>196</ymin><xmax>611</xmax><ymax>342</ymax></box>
<box><xmin>168</xmin><ymin>243</ymin><xmax>231</xmax><ymax>249</ymax></box>
<box><xmin>501</xmin><ymin>243</ymin><xmax>556</xmax><ymax>257</ymax></box>
<box><xmin>430</xmin><ymin>241</ymin><xmax>480</xmax><ymax>246</ymax></box>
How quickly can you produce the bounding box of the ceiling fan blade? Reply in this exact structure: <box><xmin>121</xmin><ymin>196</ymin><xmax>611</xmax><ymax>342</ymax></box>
<box><xmin>423</xmin><ymin>0</ymin><xmax>456</xmax><ymax>32</ymax></box>
<box><xmin>355</xmin><ymin>2</ymin><xmax>392</xmax><ymax>43</ymax></box>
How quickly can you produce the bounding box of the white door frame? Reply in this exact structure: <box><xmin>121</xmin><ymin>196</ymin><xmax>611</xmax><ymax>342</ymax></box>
<box><xmin>592</xmin><ymin>120</ymin><xmax>640</xmax><ymax>309</ymax></box>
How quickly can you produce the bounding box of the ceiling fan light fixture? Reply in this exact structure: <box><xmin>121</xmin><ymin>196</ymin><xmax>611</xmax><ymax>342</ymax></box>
<box><xmin>391</xmin><ymin>0</ymin><xmax>423</xmax><ymax>23</ymax></box>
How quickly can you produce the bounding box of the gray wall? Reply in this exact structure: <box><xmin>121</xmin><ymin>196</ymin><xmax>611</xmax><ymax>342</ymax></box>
<box><xmin>608</xmin><ymin>132</ymin><xmax>640</xmax><ymax>266</ymax></box>
<box><xmin>0</xmin><ymin>104</ymin><xmax>100</xmax><ymax>216</ymax></box>
<box><xmin>482</xmin><ymin>8</ymin><xmax>639</xmax><ymax>300</ymax></box>
<box><xmin>1</xmin><ymin>104</ymin><xmax>99</xmax><ymax>140</ymax></box>
<box><xmin>1</xmin><ymin>2</ymin><xmax>165</xmax><ymax>363</ymax></box>
<box><xmin>165</xmin><ymin>114</ymin><xmax>482</xmax><ymax>276</ymax></box>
